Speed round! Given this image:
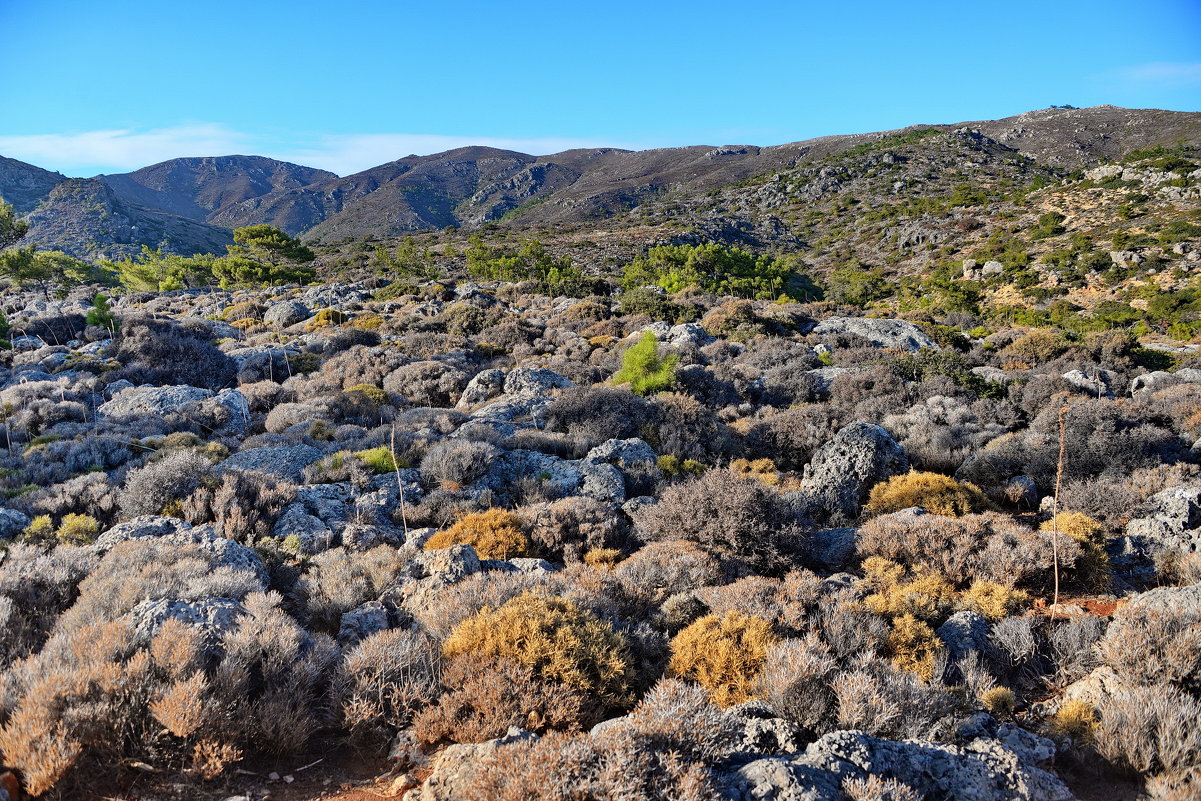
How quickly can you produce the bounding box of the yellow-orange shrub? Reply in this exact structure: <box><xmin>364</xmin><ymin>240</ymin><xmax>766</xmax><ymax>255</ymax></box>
<box><xmin>865</xmin><ymin>471</ymin><xmax>993</xmax><ymax>517</ymax></box>
<box><xmin>667</xmin><ymin>612</ymin><xmax>778</xmax><ymax>706</ymax></box>
<box><xmin>424</xmin><ymin>509</ymin><xmax>532</xmax><ymax>559</ymax></box>
<box><xmin>442</xmin><ymin>593</ymin><xmax>633</xmax><ymax>706</ymax></box>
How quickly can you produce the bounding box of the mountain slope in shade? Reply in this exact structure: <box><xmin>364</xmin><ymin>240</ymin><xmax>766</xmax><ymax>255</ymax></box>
<box><xmin>98</xmin><ymin>156</ymin><xmax>337</xmax><ymax>224</ymax></box>
<box><xmin>0</xmin><ymin>156</ymin><xmax>68</xmax><ymax>215</ymax></box>
<box><xmin>21</xmin><ymin>178</ymin><xmax>234</xmax><ymax>260</ymax></box>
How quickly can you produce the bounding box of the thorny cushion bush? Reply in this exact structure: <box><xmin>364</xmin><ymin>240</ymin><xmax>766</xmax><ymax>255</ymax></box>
<box><xmin>855</xmin><ymin>510</ymin><xmax>1082</xmax><ymax>589</ymax></box>
<box><xmin>636</xmin><ymin>468</ymin><xmax>808</xmax><ymax>575</ymax></box>
<box><xmin>113</xmin><ymin>317</ymin><xmax>236</xmax><ymax>390</ymax></box>
<box><xmin>955</xmin><ymin>398</ymin><xmax>1187</xmax><ymax>494</ymax></box>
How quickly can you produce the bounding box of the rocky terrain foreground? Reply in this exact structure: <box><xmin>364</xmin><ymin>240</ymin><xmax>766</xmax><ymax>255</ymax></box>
<box><xmin>0</xmin><ymin>107</ymin><xmax>1199</xmax><ymax>801</ymax></box>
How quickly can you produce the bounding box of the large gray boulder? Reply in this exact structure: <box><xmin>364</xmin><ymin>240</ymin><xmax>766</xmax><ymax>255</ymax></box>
<box><xmin>728</xmin><ymin>728</ymin><xmax>1076</xmax><ymax>801</ymax></box>
<box><xmin>130</xmin><ymin>597</ymin><xmax>245</xmax><ymax>648</ymax></box>
<box><xmin>221</xmin><ymin>444</ymin><xmax>323</xmax><ymax>483</ymax></box>
<box><xmin>502</xmin><ymin>367</ymin><xmax>575</xmax><ymax>398</ymax></box>
<box><xmin>99</xmin><ymin>384</ymin><xmax>250</xmax><ymax>434</ymax></box>
<box><xmin>792</xmin><ymin>423</ymin><xmax>909</xmax><ymax>526</ymax></box>
<box><xmin>809</xmin><ymin>317</ymin><xmax>937</xmax><ymax>352</ymax></box>
<box><xmin>1112</xmin><ymin>486</ymin><xmax>1201</xmax><ymax>582</ymax></box>
<box><xmin>0</xmin><ymin>508</ymin><xmax>31</xmax><ymax>541</ymax></box>
<box><xmin>99</xmin><ymin>384</ymin><xmax>213</xmax><ymax>417</ymax></box>
<box><xmin>94</xmin><ymin>515</ymin><xmax>268</xmax><ymax>585</ymax></box>
<box><xmin>456</xmin><ymin>368</ymin><xmax>506</xmax><ymax>409</ymax></box>
<box><xmin>264</xmin><ymin>300</ymin><xmax>310</xmax><ymax>327</ymax></box>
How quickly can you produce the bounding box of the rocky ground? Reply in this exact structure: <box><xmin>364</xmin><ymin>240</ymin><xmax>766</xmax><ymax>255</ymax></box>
<box><xmin>0</xmin><ymin>268</ymin><xmax>1198</xmax><ymax>801</ymax></box>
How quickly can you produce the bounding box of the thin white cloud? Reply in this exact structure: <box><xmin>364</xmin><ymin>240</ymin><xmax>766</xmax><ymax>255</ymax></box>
<box><xmin>1114</xmin><ymin>61</ymin><xmax>1201</xmax><ymax>88</ymax></box>
<box><xmin>0</xmin><ymin>125</ymin><xmax>646</xmax><ymax>177</ymax></box>
<box><xmin>0</xmin><ymin>124</ymin><xmax>256</xmax><ymax>174</ymax></box>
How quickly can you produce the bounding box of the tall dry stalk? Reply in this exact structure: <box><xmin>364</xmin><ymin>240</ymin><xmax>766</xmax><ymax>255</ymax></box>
<box><xmin>391</xmin><ymin>424</ymin><xmax>409</xmax><ymax>539</ymax></box>
<box><xmin>1051</xmin><ymin>404</ymin><xmax>1069</xmax><ymax>613</ymax></box>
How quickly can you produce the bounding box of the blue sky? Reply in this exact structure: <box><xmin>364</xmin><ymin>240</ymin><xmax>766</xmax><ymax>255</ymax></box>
<box><xmin>2</xmin><ymin>0</ymin><xmax>1199</xmax><ymax>177</ymax></box>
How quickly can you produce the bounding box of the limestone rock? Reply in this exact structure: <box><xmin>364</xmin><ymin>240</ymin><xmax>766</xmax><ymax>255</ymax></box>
<box><xmin>793</xmin><ymin>422</ymin><xmax>909</xmax><ymax>526</ymax></box>
<box><xmin>221</xmin><ymin>444</ymin><xmax>323</xmax><ymax>483</ymax></box>
<box><xmin>809</xmin><ymin>317</ymin><xmax>937</xmax><ymax>352</ymax></box>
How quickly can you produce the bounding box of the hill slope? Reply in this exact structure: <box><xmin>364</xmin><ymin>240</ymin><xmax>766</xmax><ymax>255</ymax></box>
<box><xmin>2</xmin><ymin>105</ymin><xmax>1199</xmax><ymax>256</ymax></box>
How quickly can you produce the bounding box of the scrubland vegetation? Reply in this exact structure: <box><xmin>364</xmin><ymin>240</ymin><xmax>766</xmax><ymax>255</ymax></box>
<box><xmin>0</xmin><ymin>138</ymin><xmax>1198</xmax><ymax>801</ymax></box>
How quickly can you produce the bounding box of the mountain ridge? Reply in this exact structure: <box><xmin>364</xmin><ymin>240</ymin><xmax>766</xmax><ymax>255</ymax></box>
<box><xmin>3</xmin><ymin>105</ymin><xmax>1199</xmax><ymax>259</ymax></box>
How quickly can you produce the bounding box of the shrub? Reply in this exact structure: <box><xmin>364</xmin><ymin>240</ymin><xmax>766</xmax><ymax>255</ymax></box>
<box><xmin>979</xmin><ymin>686</ymin><xmax>1016</xmax><ymax>717</ymax></box>
<box><xmin>667</xmin><ymin>612</ymin><xmax>778</xmax><ymax>706</ymax></box>
<box><xmin>464</xmin><ymin>680</ymin><xmax>739</xmax><ymax>801</ymax></box>
<box><xmin>543</xmin><ymin>387</ymin><xmax>651</xmax><ymax>443</ymax></box>
<box><xmin>886</xmin><ymin>613</ymin><xmax>942</xmax><ymax>682</ymax></box>
<box><xmin>334</xmin><ymin>628</ymin><xmax>441</xmax><ymax>738</ymax></box>
<box><xmin>55</xmin><ymin>513</ymin><xmax>99</xmax><ymax>545</ymax></box>
<box><xmin>53</xmin><ymin>538</ymin><xmax>264</xmax><ymax>633</ymax></box>
<box><xmin>305</xmin><ymin>308</ymin><xmax>349</xmax><ymax>330</ymax></box>
<box><xmin>957</xmin><ymin>580</ymin><xmax>1030</xmax><ymax>621</ymax></box>
<box><xmin>354</xmin><ymin>445</ymin><xmax>397</xmax><ymax>475</ymax></box>
<box><xmin>865</xmin><ymin>471</ymin><xmax>994</xmax><ymax>517</ymax></box>
<box><xmin>636</xmin><ymin>468</ymin><xmax>806</xmax><ymax>574</ymax></box>
<box><xmin>1040</xmin><ymin>512</ymin><xmax>1111</xmax><ymax>591</ymax></box>
<box><xmin>183</xmin><ymin>470</ymin><xmax>294</xmax><ymax>545</ymax></box>
<box><xmin>997</xmin><ymin>329</ymin><xmax>1069</xmax><ymax>368</ymax></box>
<box><xmin>419</xmin><ymin>439</ymin><xmax>500</xmax><ymax>488</ymax></box>
<box><xmin>830</xmin><ymin>656</ymin><xmax>954</xmax><ymax>739</ymax></box>
<box><xmin>383</xmin><ymin>360</ymin><xmax>470</xmax><ymax>407</ymax></box>
<box><xmin>113</xmin><ymin>317</ymin><xmax>236</xmax><ymax>390</ymax></box>
<box><xmin>613</xmin><ymin>540</ymin><xmax>724</xmax><ymax>609</ymax></box>
<box><xmin>856</xmin><ymin>511</ymin><xmax>1081</xmax><ymax>589</ymax></box>
<box><xmin>299</xmin><ymin>546</ymin><xmax>409</xmax><ymax>633</ymax></box>
<box><xmin>612</xmin><ymin>333</ymin><xmax>677</xmax><ymax>396</ymax></box>
<box><xmin>843</xmin><ymin>776</ymin><xmax>923</xmax><ymax>801</ymax></box>
<box><xmin>1096</xmin><ymin>589</ymin><xmax>1201</xmax><ymax>692</ymax></box>
<box><xmin>755</xmin><ymin>634</ymin><xmax>837</xmax><ymax>729</ymax></box>
<box><xmin>442</xmin><ymin>593</ymin><xmax>634</xmax><ymax>707</ymax></box>
<box><xmin>118</xmin><ymin>449</ymin><xmax>213</xmax><ymax>519</ymax></box>
<box><xmin>344</xmin><ymin>383</ymin><xmax>388</xmax><ymax>404</ymax></box>
<box><xmin>424</xmin><ymin>509</ymin><xmax>532</xmax><ymax>559</ymax></box>
<box><xmin>1095</xmin><ymin>686</ymin><xmax>1201</xmax><ymax>775</ymax></box>
<box><xmin>85</xmin><ymin>293</ymin><xmax>114</xmax><ymax>329</ymax></box>
<box><xmin>862</xmin><ymin>558</ymin><xmax>957</xmax><ymax>622</ymax></box>
<box><xmin>1048</xmin><ymin>699</ymin><xmax>1097</xmax><ymax>743</ymax></box>
<box><xmin>412</xmin><ymin>654</ymin><xmax>588</xmax><ymax>746</ymax></box>
<box><xmin>525</xmin><ymin>495</ymin><xmax>630</xmax><ymax>563</ymax></box>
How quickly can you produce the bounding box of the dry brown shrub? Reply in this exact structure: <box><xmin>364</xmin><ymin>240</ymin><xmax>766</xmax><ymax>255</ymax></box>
<box><xmin>412</xmin><ymin>654</ymin><xmax>587</xmax><ymax>746</ymax></box>
<box><xmin>755</xmin><ymin>634</ymin><xmax>837</xmax><ymax>729</ymax></box>
<box><xmin>613</xmin><ymin>540</ymin><xmax>724</xmax><ymax>609</ymax></box>
<box><xmin>864</xmin><ymin>470</ymin><xmax>993</xmax><ymax>517</ymax></box>
<box><xmin>183</xmin><ymin>470</ymin><xmax>294</xmax><ymax>544</ymax></box>
<box><xmin>150</xmin><ymin>671</ymin><xmax>209</xmax><ymax>738</ymax></box>
<box><xmin>1096</xmin><ymin>592</ymin><xmax>1201</xmax><ymax>692</ymax></box>
<box><xmin>190</xmin><ymin>739</ymin><xmax>243</xmax><ymax>781</ymax></box>
<box><xmin>636</xmin><ymin>468</ymin><xmax>806</xmax><ymax>573</ymax></box>
<box><xmin>1095</xmin><ymin>686</ymin><xmax>1201</xmax><ymax>776</ymax></box>
<box><xmin>856</xmin><ymin>510</ymin><xmax>1081</xmax><ymax>588</ymax></box>
<box><xmin>842</xmin><ymin>774</ymin><xmax>923</xmax><ymax>801</ymax></box>
<box><xmin>334</xmin><ymin>628</ymin><xmax>441</xmax><ymax>737</ymax></box>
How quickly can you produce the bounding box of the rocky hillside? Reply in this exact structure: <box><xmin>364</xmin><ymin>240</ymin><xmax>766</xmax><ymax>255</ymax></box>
<box><xmin>19</xmin><ymin>178</ymin><xmax>235</xmax><ymax>259</ymax></box>
<box><xmin>3</xmin><ymin>106</ymin><xmax>1199</xmax><ymax>259</ymax></box>
<box><xmin>99</xmin><ymin>155</ymin><xmax>336</xmax><ymax>225</ymax></box>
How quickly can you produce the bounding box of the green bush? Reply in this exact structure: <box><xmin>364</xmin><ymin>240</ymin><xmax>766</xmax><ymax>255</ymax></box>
<box><xmin>622</xmin><ymin>243</ymin><xmax>818</xmax><ymax>301</ymax></box>
<box><xmin>612</xmin><ymin>333</ymin><xmax>677</xmax><ymax>396</ymax></box>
